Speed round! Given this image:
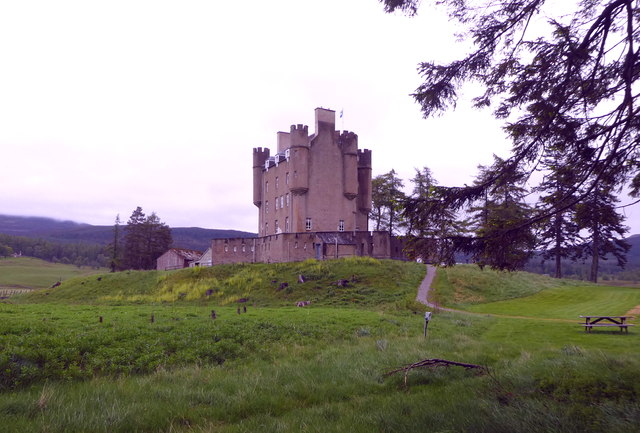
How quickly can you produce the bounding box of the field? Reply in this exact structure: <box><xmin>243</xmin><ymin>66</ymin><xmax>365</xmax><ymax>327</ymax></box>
<box><xmin>1</xmin><ymin>260</ymin><xmax>639</xmax><ymax>432</ymax></box>
<box><xmin>0</xmin><ymin>257</ymin><xmax>105</xmax><ymax>291</ymax></box>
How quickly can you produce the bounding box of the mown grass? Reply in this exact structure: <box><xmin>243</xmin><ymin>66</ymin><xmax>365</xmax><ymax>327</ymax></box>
<box><xmin>0</xmin><ymin>257</ymin><xmax>105</xmax><ymax>289</ymax></box>
<box><xmin>2</xmin><ymin>260</ymin><xmax>640</xmax><ymax>432</ymax></box>
<box><xmin>430</xmin><ymin>264</ymin><xmax>588</xmax><ymax>307</ymax></box>
<box><xmin>466</xmin><ymin>284</ymin><xmax>640</xmax><ymax>319</ymax></box>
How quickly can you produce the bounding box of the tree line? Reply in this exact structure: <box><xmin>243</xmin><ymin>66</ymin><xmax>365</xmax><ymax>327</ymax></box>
<box><xmin>0</xmin><ymin>207</ymin><xmax>172</xmax><ymax>272</ymax></box>
<box><xmin>0</xmin><ymin>233</ymin><xmax>110</xmax><ymax>268</ymax></box>
<box><xmin>370</xmin><ymin>164</ymin><xmax>630</xmax><ymax>283</ymax></box>
<box><xmin>372</xmin><ymin>0</ymin><xmax>640</xmax><ymax>283</ymax></box>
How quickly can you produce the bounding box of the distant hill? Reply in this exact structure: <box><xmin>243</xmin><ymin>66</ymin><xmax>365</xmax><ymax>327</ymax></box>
<box><xmin>0</xmin><ymin>215</ymin><xmax>256</xmax><ymax>252</ymax></box>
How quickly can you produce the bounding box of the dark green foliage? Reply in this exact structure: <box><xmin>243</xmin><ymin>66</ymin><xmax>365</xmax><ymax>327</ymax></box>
<box><xmin>534</xmin><ymin>150</ymin><xmax>583</xmax><ymax>278</ymax></box>
<box><xmin>0</xmin><ymin>233</ymin><xmax>108</xmax><ymax>267</ymax></box>
<box><xmin>575</xmin><ymin>184</ymin><xmax>631</xmax><ymax>282</ymax></box>
<box><xmin>370</xmin><ymin>169</ymin><xmax>406</xmax><ymax>234</ymax></box>
<box><xmin>380</xmin><ymin>0</ymin><xmax>640</xmax><ymax>271</ymax></box>
<box><xmin>122</xmin><ymin>207</ymin><xmax>172</xmax><ymax>270</ymax></box>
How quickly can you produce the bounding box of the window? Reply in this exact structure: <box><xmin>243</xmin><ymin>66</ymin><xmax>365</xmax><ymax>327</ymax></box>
<box><xmin>286</xmin><ymin>193</ymin><xmax>290</xmax><ymax>207</ymax></box>
<box><xmin>265</xmin><ymin>201</ymin><xmax>269</xmax><ymax>213</ymax></box>
<box><xmin>224</xmin><ymin>245</ymin><xmax>228</xmax><ymax>252</ymax></box>
<box><xmin>275</xmin><ymin>176</ymin><xmax>279</xmax><ymax>189</ymax></box>
<box><xmin>275</xmin><ymin>220</ymin><xmax>279</xmax><ymax>233</ymax></box>
<box><xmin>275</xmin><ymin>199</ymin><xmax>278</xmax><ymax>210</ymax></box>
<box><xmin>265</xmin><ymin>222</ymin><xmax>268</xmax><ymax>234</ymax></box>
<box><xmin>285</xmin><ymin>217</ymin><xmax>289</xmax><ymax>232</ymax></box>
<box><xmin>305</xmin><ymin>217</ymin><xmax>312</xmax><ymax>231</ymax></box>
<box><xmin>339</xmin><ymin>220</ymin><xmax>345</xmax><ymax>232</ymax></box>
<box><xmin>286</xmin><ymin>172</ymin><xmax>290</xmax><ymax>185</ymax></box>
<box><xmin>280</xmin><ymin>195</ymin><xmax>284</xmax><ymax>208</ymax></box>
<box><xmin>233</xmin><ymin>246</ymin><xmax>237</xmax><ymax>253</ymax></box>
<box><xmin>242</xmin><ymin>245</ymin><xmax>246</xmax><ymax>252</ymax></box>
<box><xmin>265</xmin><ymin>181</ymin><xmax>268</xmax><ymax>193</ymax></box>
<box><xmin>295</xmin><ymin>241</ymin><xmax>298</xmax><ymax>249</ymax></box>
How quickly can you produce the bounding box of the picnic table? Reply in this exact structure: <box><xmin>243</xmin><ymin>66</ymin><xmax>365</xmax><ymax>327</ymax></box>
<box><xmin>579</xmin><ymin>315</ymin><xmax>635</xmax><ymax>333</ymax></box>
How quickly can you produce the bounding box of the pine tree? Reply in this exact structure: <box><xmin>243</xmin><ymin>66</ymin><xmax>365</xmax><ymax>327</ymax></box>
<box><xmin>575</xmin><ymin>184</ymin><xmax>630</xmax><ymax>283</ymax></box>
<box><xmin>534</xmin><ymin>152</ymin><xmax>582</xmax><ymax>278</ymax></box>
<box><xmin>123</xmin><ymin>207</ymin><xmax>172</xmax><ymax>270</ymax></box>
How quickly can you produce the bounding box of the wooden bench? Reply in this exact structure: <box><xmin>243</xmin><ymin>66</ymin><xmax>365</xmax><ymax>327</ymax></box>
<box><xmin>579</xmin><ymin>316</ymin><xmax>635</xmax><ymax>333</ymax></box>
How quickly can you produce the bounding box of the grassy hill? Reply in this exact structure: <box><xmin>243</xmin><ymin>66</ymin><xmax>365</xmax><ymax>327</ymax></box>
<box><xmin>1</xmin><ymin>261</ymin><xmax>640</xmax><ymax>432</ymax></box>
<box><xmin>0</xmin><ymin>257</ymin><xmax>105</xmax><ymax>291</ymax></box>
<box><xmin>18</xmin><ymin>257</ymin><xmax>426</xmax><ymax>309</ymax></box>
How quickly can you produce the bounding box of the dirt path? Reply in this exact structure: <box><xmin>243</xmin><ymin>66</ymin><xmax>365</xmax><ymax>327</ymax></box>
<box><xmin>415</xmin><ymin>265</ymin><xmax>575</xmax><ymax>323</ymax></box>
<box><xmin>415</xmin><ymin>264</ymin><xmax>459</xmax><ymax>313</ymax></box>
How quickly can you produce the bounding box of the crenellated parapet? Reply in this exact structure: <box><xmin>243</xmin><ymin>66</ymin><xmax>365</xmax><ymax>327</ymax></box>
<box><xmin>290</xmin><ymin>124</ymin><xmax>309</xmax><ymax>148</ymax></box>
<box><xmin>338</xmin><ymin>131</ymin><xmax>358</xmax><ymax>155</ymax></box>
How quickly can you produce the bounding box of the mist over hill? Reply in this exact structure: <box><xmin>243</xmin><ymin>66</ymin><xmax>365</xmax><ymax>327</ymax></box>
<box><xmin>0</xmin><ymin>215</ymin><xmax>256</xmax><ymax>252</ymax></box>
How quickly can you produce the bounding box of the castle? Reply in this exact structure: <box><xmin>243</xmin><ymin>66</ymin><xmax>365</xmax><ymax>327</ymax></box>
<box><xmin>204</xmin><ymin>107</ymin><xmax>404</xmax><ymax>265</ymax></box>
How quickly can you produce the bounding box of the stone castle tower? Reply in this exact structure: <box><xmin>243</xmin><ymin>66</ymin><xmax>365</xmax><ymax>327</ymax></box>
<box><xmin>252</xmin><ymin>107</ymin><xmax>372</xmax><ymax>236</ymax></box>
<box><xmin>206</xmin><ymin>107</ymin><xmax>404</xmax><ymax>264</ymax></box>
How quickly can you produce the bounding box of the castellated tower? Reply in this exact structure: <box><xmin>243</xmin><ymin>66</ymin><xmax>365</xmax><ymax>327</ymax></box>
<box><xmin>253</xmin><ymin>107</ymin><xmax>372</xmax><ymax>236</ymax></box>
<box><xmin>208</xmin><ymin>107</ymin><xmax>404</xmax><ymax>266</ymax></box>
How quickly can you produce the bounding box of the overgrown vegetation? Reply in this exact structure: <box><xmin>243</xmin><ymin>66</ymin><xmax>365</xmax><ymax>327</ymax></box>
<box><xmin>1</xmin><ymin>260</ymin><xmax>639</xmax><ymax>432</ymax></box>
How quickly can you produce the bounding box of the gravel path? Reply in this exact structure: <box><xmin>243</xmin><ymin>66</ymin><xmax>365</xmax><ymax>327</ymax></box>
<box><xmin>415</xmin><ymin>265</ymin><xmax>459</xmax><ymax>313</ymax></box>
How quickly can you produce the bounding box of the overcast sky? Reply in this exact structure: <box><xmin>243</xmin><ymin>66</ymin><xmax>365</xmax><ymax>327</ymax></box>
<box><xmin>1</xmin><ymin>0</ymin><xmax>638</xmax><ymax>235</ymax></box>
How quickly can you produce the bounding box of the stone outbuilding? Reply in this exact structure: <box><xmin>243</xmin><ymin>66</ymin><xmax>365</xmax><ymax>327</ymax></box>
<box><xmin>156</xmin><ymin>248</ymin><xmax>203</xmax><ymax>271</ymax></box>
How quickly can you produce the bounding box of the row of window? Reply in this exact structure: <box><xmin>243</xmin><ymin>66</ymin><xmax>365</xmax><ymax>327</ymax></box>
<box><xmin>223</xmin><ymin>244</ymin><xmax>254</xmax><ymax>253</ymax></box>
<box><xmin>264</xmin><ymin>193</ymin><xmax>290</xmax><ymax>213</ymax></box>
<box><xmin>263</xmin><ymin>218</ymin><xmax>345</xmax><ymax>235</ymax></box>
<box><xmin>265</xmin><ymin>172</ymin><xmax>291</xmax><ymax>193</ymax></box>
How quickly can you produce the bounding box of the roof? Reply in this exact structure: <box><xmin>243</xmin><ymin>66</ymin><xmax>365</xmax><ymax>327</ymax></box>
<box><xmin>168</xmin><ymin>248</ymin><xmax>203</xmax><ymax>261</ymax></box>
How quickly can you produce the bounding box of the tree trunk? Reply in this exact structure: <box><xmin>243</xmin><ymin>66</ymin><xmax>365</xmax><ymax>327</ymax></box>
<box><xmin>590</xmin><ymin>230</ymin><xmax>600</xmax><ymax>283</ymax></box>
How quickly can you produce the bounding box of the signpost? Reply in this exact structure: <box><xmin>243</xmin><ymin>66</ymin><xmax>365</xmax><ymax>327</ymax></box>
<box><xmin>424</xmin><ymin>312</ymin><xmax>432</xmax><ymax>337</ymax></box>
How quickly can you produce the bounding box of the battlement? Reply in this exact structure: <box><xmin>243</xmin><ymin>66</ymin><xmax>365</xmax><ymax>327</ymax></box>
<box><xmin>253</xmin><ymin>147</ymin><xmax>270</xmax><ymax>167</ymax></box>
<box><xmin>338</xmin><ymin>131</ymin><xmax>358</xmax><ymax>153</ymax></box>
<box><xmin>290</xmin><ymin>124</ymin><xmax>308</xmax><ymax>134</ymax></box>
<box><xmin>290</xmin><ymin>123</ymin><xmax>309</xmax><ymax>147</ymax></box>
<box><xmin>358</xmin><ymin>149</ymin><xmax>372</xmax><ymax>168</ymax></box>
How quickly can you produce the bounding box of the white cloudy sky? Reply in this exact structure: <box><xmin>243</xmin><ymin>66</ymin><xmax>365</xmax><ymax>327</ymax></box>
<box><xmin>1</xmin><ymin>0</ymin><xmax>638</xmax><ymax>235</ymax></box>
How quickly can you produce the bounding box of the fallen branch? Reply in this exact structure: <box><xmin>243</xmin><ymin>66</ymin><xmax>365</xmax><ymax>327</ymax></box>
<box><xmin>385</xmin><ymin>358</ymin><xmax>488</xmax><ymax>387</ymax></box>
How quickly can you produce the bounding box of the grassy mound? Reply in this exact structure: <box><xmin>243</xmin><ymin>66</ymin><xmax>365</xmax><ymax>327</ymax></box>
<box><xmin>0</xmin><ymin>257</ymin><xmax>105</xmax><ymax>290</ymax></box>
<box><xmin>430</xmin><ymin>264</ymin><xmax>590</xmax><ymax>307</ymax></box>
<box><xmin>18</xmin><ymin>258</ymin><xmax>426</xmax><ymax>309</ymax></box>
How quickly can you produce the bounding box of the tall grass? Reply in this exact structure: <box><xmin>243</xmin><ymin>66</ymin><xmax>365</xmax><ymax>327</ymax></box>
<box><xmin>18</xmin><ymin>258</ymin><xmax>426</xmax><ymax>309</ymax></box>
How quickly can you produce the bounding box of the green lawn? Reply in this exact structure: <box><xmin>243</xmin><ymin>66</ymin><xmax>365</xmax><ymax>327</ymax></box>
<box><xmin>465</xmin><ymin>284</ymin><xmax>640</xmax><ymax>319</ymax></box>
<box><xmin>0</xmin><ymin>257</ymin><xmax>105</xmax><ymax>290</ymax></box>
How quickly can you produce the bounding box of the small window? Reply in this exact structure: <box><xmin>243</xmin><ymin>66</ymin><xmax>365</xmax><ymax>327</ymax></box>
<box><xmin>285</xmin><ymin>217</ymin><xmax>289</xmax><ymax>232</ymax></box>
<box><xmin>233</xmin><ymin>246</ymin><xmax>237</xmax><ymax>253</ymax></box>
<box><xmin>280</xmin><ymin>196</ymin><xmax>284</xmax><ymax>208</ymax></box>
<box><xmin>339</xmin><ymin>220</ymin><xmax>345</xmax><ymax>232</ymax></box>
<box><xmin>265</xmin><ymin>201</ymin><xmax>269</xmax><ymax>213</ymax></box>
<box><xmin>224</xmin><ymin>245</ymin><xmax>228</xmax><ymax>252</ymax></box>
<box><xmin>286</xmin><ymin>172</ymin><xmax>290</xmax><ymax>185</ymax></box>
<box><xmin>242</xmin><ymin>245</ymin><xmax>246</xmax><ymax>252</ymax></box>
<box><xmin>286</xmin><ymin>193</ymin><xmax>290</xmax><ymax>207</ymax></box>
<box><xmin>295</xmin><ymin>241</ymin><xmax>298</xmax><ymax>249</ymax></box>
<box><xmin>275</xmin><ymin>199</ymin><xmax>278</xmax><ymax>210</ymax></box>
<box><xmin>265</xmin><ymin>222</ymin><xmax>268</xmax><ymax>234</ymax></box>
<box><xmin>305</xmin><ymin>218</ymin><xmax>312</xmax><ymax>231</ymax></box>
<box><xmin>275</xmin><ymin>220</ymin><xmax>279</xmax><ymax>232</ymax></box>
<box><xmin>265</xmin><ymin>181</ymin><xmax>268</xmax><ymax>193</ymax></box>
<box><xmin>304</xmin><ymin>243</ymin><xmax>307</xmax><ymax>250</ymax></box>
<box><xmin>275</xmin><ymin>176</ymin><xmax>279</xmax><ymax>189</ymax></box>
